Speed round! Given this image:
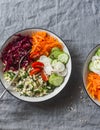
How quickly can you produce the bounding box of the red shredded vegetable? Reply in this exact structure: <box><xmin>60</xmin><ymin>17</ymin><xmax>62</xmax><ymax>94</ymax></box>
<box><xmin>1</xmin><ymin>34</ymin><xmax>32</xmax><ymax>71</ymax></box>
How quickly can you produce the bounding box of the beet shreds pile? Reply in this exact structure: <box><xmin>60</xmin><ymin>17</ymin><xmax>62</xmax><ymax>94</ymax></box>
<box><xmin>1</xmin><ymin>34</ymin><xmax>32</xmax><ymax>72</ymax></box>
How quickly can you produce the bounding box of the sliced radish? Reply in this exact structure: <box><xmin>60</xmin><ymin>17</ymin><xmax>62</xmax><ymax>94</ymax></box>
<box><xmin>90</xmin><ymin>67</ymin><xmax>100</xmax><ymax>75</ymax></box>
<box><xmin>44</xmin><ymin>65</ymin><xmax>53</xmax><ymax>75</ymax></box>
<box><xmin>39</xmin><ymin>55</ymin><xmax>51</xmax><ymax>66</ymax></box>
<box><xmin>53</xmin><ymin>61</ymin><xmax>65</xmax><ymax>72</ymax></box>
<box><xmin>92</xmin><ymin>56</ymin><xmax>100</xmax><ymax>61</ymax></box>
<box><xmin>58</xmin><ymin>68</ymin><xmax>68</xmax><ymax>76</ymax></box>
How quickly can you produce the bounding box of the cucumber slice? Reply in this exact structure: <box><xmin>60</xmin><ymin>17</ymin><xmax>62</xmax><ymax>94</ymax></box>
<box><xmin>49</xmin><ymin>73</ymin><xmax>64</xmax><ymax>86</ymax></box>
<box><xmin>51</xmin><ymin>47</ymin><xmax>60</xmax><ymax>52</ymax></box>
<box><xmin>89</xmin><ymin>61</ymin><xmax>94</xmax><ymax>71</ymax></box>
<box><xmin>95</xmin><ymin>48</ymin><xmax>100</xmax><ymax>56</ymax></box>
<box><xmin>58</xmin><ymin>53</ymin><xmax>69</xmax><ymax>64</ymax></box>
<box><xmin>50</xmin><ymin>50</ymin><xmax>63</xmax><ymax>59</ymax></box>
<box><xmin>52</xmin><ymin>59</ymin><xmax>58</xmax><ymax>67</ymax></box>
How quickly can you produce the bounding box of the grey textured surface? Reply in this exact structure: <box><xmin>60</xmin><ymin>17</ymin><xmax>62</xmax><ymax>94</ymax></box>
<box><xmin>0</xmin><ymin>0</ymin><xmax>100</xmax><ymax>130</ymax></box>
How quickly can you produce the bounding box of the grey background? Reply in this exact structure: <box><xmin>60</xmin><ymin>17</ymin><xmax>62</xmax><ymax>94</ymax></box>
<box><xmin>0</xmin><ymin>0</ymin><xmax>100</xmax><ymax>130</ymax></box>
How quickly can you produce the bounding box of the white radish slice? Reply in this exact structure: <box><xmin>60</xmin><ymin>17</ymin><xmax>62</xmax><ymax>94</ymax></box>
<box><xmin>39</xmin><ymin>55</ymin><xmax>47</xmax><ymax>61</ymax></box>
<box><xmin>39</xmin><ymin>55</ymin><xmax>53</xmax><ymax>75</ymax></box>
<box><xmin>58</xmin><ymin>68</ymin><xmax>68</xmax><ymax>76</ymax></box>
<box><xmin>44</xmin><ymin>65</ymin><xmax>53</xmax><ymax>75</ymax></box>
<box><xmin>90</xmin><ymin>56</ymin><xmax>100</xmax><ymax>75</ymax></box>
<box><xmin>39</xmin><ymin>55</ymin><xmax>51</xmax><ymax>66</ymax></box>
<box><xmin>90</xmin><ymin>67</ymin><xmax>100</xmax><ymax>75</ymax></box>
<box><xmin>53</xmin><ymin>61</ymin><xmax>65</xmax><ymax>72</ymax></box>
<box><xmin>93</xmin><ymin>60</ymin><xmax>100</xmax><ymax>70</ymax></box>
<box><xmin>92</xmin><ymin>56</ymin><xmax>100</xmax><ymax>61</ymax></box>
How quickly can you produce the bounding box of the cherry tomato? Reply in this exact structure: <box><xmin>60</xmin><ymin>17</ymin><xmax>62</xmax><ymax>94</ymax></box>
<box><xmin>31</xmin><ymin>61</ymin><xmax>44</xmax><ymax>68</ymax></box>
<box><xmin>41</xmin><ymin>70</ymin><xmax>48</xmax><ymax>81</ymax></box>
<box><xmin>30</xmin><ymin>68</ymin><xmax>41</xmax><ymax>76</ymax></box>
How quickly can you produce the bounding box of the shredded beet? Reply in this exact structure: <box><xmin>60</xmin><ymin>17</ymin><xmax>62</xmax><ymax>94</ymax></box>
<box><xmin>1</xmin><ymin>34</ymin><xmax>32</xmax><ymax>71</ymax></box>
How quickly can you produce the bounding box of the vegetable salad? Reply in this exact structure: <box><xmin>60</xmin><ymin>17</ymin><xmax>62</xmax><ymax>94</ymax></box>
<box><xmin>87</xmin><ymin>48</ymin><xmax>100</xmax><ymax>101</ymax></box>
<box><xmin>1</xmin><ymin>31</ymin><xmax>70</xmax><ymax>97</ymax></box>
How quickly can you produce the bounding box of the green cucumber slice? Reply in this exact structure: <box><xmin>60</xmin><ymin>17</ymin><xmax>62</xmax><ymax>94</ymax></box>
<box><xmin>49</xmin><ymin>73</ymin><xmax>64</xmax><ymax>86</ymax></box>
<box><xmin>51</xmin><ymin>59</ymin><xmax>58</xmax><ymax>67</ymax></box>
<box><xmin>50</xmin><ymin>50</ymin><xmax>63</xmax><ymax>59</ymax></box>
<box><xmin>51</xmin><ymin>47</ymin><xmax>60</xmax><ymax>52</ymax></box>
<box><xmin>89</xmin><ymin>61</ymin><xmax>94</xmax><ymax>71</ymax></box>
<box><xmin>95</xmin><ymin>48</ymin><xmax>100</xmax><ymax>56</ymax></box>
<box><xmin>58</xmin><ymin>53</ymin><xmax>69</xmax><ymax>64</ymax></box>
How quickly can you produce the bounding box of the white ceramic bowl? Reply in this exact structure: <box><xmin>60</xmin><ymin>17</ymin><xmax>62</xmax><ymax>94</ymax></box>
<box><xmin>83</xmin><ymin>44</ymin><xmax>100</xmax><ymax>106</ymax></box>
<box><xmin>0</xmin><ymin>28</ymin><xmax>72</xmax><ymax>102</ymax></box>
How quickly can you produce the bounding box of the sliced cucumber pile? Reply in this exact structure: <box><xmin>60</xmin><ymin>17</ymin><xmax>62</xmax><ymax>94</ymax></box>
<box><xmin>49</xmin><ymin>47</ymin><xmax>70</xmax><ymax>78</ymax></box>
<box><xmin>47</xmin><ymin>47</ymin><xmax>70</xmax><ymax>87</ymax></box>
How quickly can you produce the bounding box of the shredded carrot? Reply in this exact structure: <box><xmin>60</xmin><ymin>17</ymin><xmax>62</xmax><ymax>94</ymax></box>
<box><xmin>30</xmin><ymin>31</ymin><xmax>63</xmax><ymax>58</ymax></box>
<box><xmin>87</xmin><ymin>72</ymin><xmax>100</xmax><ymax>101</ymax></box>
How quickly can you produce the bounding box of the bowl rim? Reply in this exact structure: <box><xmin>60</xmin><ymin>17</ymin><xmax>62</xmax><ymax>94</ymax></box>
<box><xmin>82</xmin><ymin>44</ymin><xmax>100</xmax><ymax>107</ymax></box>
<box><xmin>0</xmin><ymin>27</ymin><xmax>72</xmax><ymax>102</ymax></box>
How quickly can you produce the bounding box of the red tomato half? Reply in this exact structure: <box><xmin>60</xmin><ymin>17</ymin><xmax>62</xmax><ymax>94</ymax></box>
<box><xmin>31</xmin><ymin>61</ymin><xmax>44</xmax><ymax>68</ymax></box>
<box><xmin>30</xmin><ymin>68</ymin><xmax>41</xmax><ymax>76</ymax></box>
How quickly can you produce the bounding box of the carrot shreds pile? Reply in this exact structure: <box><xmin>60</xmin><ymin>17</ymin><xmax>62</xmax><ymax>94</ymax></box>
<box><xmin>87</xmin><ymin>72</ymin><xmax>100</xmax><ymax>101</ymax></box>
<box><xmin>30</xmin><ymin>31</ymin><xmax>63</xmax><ymax>58</ymax></box>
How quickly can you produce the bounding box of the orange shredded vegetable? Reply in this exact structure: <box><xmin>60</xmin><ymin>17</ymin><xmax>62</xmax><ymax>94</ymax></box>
<box><xmin>30</xmin><ymin>31</ymin><xmax>63</xmax><ymax>58</ymax></box>
<box><xmin>87</xmin><ymin>72</ymin><xmax>100</xmax><ymax>101</ymax></box>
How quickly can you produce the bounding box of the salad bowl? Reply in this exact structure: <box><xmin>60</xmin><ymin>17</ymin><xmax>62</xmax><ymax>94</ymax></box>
<box><xmin>83</xmin><ymin>44</ymin><xmax>100</xmax><ymax>106</ymax></box>
<box><xmin>0</xmin><ymin>28</ymin><xmax>72</xmax><ymax>102</ymax></box>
